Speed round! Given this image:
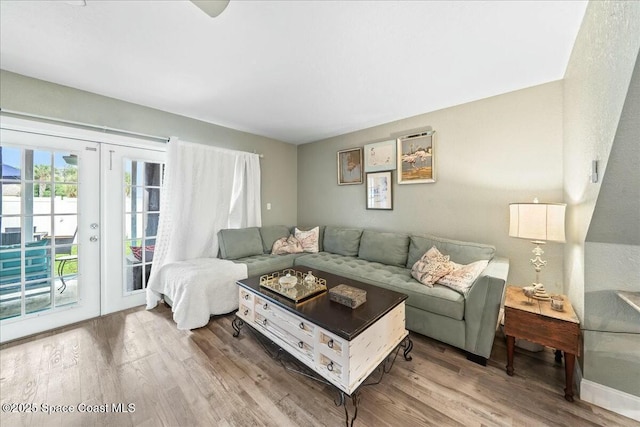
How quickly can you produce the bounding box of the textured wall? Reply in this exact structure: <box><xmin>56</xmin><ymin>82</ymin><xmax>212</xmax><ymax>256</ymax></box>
<box><xmin>0</xmin><ymin>70</ymin><xmax>298</xmax><ymax>226</ymax></box>
<box><xmin>563</xmin><ymin>1</ymin><xmax>640</xmax><ymax>319</ymax></box>
<box><xmin>563</xmin><ymin>0</ymin><xmax>640</xmax><ymax>401</ymax></box>
<box><xmin>298</xmin><ymin>82</ymin><xmax>564</xmax><ymax>290</ymax></box>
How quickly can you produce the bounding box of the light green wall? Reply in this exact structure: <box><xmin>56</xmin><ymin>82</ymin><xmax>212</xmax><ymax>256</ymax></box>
<box><xmin>0</xmin><ymin>70</ymin><xmax>297</xmax><ymax>226</ymax></box>
<box><xmin>563</xmin><ymin>0</ymin><xmax>640</xmax><ymax>399</ymax></box>
<box><xmin>298</xmin><ymin>81</ymin><xmax>564</xmax><ymax>290</ymax></box>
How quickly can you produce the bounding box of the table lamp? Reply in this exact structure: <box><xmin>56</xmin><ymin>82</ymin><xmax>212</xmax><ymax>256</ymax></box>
<box><xmin>509</xmin><ymin>199</ymin><xmax>566</xmax><ymax>287</ymax></box>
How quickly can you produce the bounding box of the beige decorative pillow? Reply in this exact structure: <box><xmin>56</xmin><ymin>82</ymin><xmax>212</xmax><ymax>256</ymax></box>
<box><xmin>411</xmin><ymin>246</ymin><xmax>453</xmax><ymax>287</ymax></box>
<box><xmin>294</xmin><ymin>227</ymin><xmax>319</xmax><ymax>253</ymax></box>
<box><xmin>271</xmin><ymin>235</ymin><xmax>304</xmax><ymax>255</ymax></box>
<box><xmin>437</xmin><ymin>260</ymin><xmax>489</xmax><ymax>294</ymax></box>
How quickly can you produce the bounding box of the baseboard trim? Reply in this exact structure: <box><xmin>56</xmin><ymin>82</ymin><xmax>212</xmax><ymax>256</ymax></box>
<box><xmin>581</xmin><ymin>379</ymin><xmax>640</xmax><ymax>422</ymax></box>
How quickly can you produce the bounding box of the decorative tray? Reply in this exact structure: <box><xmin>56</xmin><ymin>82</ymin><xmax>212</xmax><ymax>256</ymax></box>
<box><xmin>259</xmin><ymin>269</ymin><xmax>327</xmax><ymax>303</ymax></box>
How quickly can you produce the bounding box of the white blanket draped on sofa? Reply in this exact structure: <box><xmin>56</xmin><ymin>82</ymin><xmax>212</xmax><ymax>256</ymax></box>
<box><xmin>150</xmin><ymin>258</ymin><xmax>247</xmax><ymax>330</ymax></box>
<box><xmin>146</xmin><ymin>137</ymin><xmax>261</xmax><ymax>327</ymax></box>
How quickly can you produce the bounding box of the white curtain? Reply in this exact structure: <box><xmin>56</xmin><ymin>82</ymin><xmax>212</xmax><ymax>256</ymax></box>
<box><xmin>146</xmin><ymin>138</ymin><xmax>261</xmax><ymax>308</ymax></box>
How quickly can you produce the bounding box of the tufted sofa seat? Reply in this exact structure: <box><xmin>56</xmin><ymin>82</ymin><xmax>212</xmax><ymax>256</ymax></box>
<box><xmin>295</xmin><ymin>252</ymin><xmax>465</xmax><ymax>320</ymax></box>
<box><xmin>217</xmin><ymin>225</ymin><xmax>509</xmax><ymax>363</ymax></box>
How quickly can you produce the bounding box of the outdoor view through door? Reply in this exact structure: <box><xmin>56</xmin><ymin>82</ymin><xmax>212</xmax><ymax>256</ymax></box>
<box><xmin>124</xmin><ymin>159</ymin><xmax>162</xmax><ymax>293</ymax></box>
<box><xmin>0</xmin><ymin>146</ymin><xmax>80</xmax><ymax>320</ymax></box>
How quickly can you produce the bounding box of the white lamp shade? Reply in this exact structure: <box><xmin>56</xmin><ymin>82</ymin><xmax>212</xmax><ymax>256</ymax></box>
<box><xmin>509</xmin><ymin>202</ymin><xmax>566</xmax><ymax>242</ymax></box>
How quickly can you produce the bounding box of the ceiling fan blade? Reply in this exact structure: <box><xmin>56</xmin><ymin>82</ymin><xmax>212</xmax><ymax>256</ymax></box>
<box><xmin>191</xmin><ymin>0</ymin><xmax>230</xmax><ymax>18</ymax></box>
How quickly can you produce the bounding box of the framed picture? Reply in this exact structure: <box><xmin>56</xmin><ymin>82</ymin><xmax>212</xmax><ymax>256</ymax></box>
<box><xmin>364</xmin><ymin>139</ymin><xmax>396</xmax><ymax>172</ymax></box>
<box><xmin>397</xmin><ymin>131</ymin><xmax>436</xmax><ymax>184</ymax></box>
<box><xmin>337</xmin><ymin>148</ymin><xmax>363</xmax><ymax>185</ymax></box>
<box><xmin>366</xmin><ymin>171</ymin><xmax>393</xmax><ymax>210</ymax></box>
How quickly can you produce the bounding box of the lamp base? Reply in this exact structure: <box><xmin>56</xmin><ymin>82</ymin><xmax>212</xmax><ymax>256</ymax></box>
<box><xmin>530</xmin><ymin>241</ymin><xmax>547</xmax><ymax>289</ymax></box>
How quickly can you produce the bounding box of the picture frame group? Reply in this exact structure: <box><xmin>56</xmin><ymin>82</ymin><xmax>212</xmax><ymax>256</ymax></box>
<box><xmin>337</xmin><ymin>128</ymin><xmax>435</xmax><ymax>209</ymax></box>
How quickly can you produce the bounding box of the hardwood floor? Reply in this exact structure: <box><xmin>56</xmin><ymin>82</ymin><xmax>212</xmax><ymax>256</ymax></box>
<box><xmin>1</xmin><ymin>303</ymin><xmax>637</xmax><ymax>427</ymax></box>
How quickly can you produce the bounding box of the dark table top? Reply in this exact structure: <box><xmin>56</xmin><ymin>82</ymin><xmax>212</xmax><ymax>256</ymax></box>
<box><xmin>237</xmin><ymin>266</ymin><xmax>408</xmax><ymax>341</ymax></box>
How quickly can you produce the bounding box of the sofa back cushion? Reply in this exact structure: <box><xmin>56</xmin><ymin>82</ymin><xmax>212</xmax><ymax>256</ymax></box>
<box><xmin>323</xmin><ymin>226</ymin><xmax>363</xmax><ymax>256</ymax></box>
<box><xmin>218</xmin><ymin>227</ymin><xmax>264</xmax><ymax>260</ymax></box>
<box><xmin>259</xmin><ymin>225</ymin><xmax>291</xmax><ymax>253</ymax></box>
<box><xmin>407</xmin><ymin>234</ymin><xmax>495</xmax><ymax>267</ymax></box>
<box><xmin>358</xmin><ymin>230</ymin><xmax>409</xmax><ymax>267</ymax></box>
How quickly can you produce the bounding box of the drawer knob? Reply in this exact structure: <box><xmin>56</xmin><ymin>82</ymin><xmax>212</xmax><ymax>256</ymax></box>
<box><xmin>262</xmin><ymin>319</ymin><xmax>267</xmax><ymax>326</ymax></box>
<box><xmin>298</xmin><ymin>341</ymin><xmax>304</xmax><ymax>349</ymax></box>
<box><xmin>243</xmin><ymin>309</ymin><xmax>249</xmax><ymax>316</ymax></box>
<box><xmin>263</xmin><ymin>303</ymin><xmax>268</xmax><ymax>310</ymax></box>
<box><xmin>243</xmin><ymin>294</ymin><xmax>249</xmax><ymax>300</ymax></box>
<box><xmin>327</xmin><ymin>361</ymin><xmax>334</xmax><ymax>372</ymax></box>
<box><xmin>299</xmin><ymin>322</ymin><xmax>304</xmax><ymax>330</ymax></box>
<box><xmin>327</xmin><ymin>339</ymin><xmax>334</xmax><ymax>349</ymax></box>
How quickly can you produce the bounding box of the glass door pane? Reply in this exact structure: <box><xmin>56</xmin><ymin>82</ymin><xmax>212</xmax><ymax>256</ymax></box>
<box><xmin>0</xmin><ymin>146</ymin><xmax>80</xmax><ymax>320</ymax></box>
<box><xmin>124</xmin><ymin>160</ymin><xmax>162</xmax><ymax>293</ymax></box>
<box><xmin>1</xmin><ymin>126</ymin><xmax>100</xmax><ymax>342</ymax></box>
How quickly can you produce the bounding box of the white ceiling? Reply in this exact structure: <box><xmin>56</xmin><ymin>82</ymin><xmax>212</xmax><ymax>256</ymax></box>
<box><xmin>0</xmin><ymin>1</ymin><xmax>587</xmax><ymax>144</ymax></box>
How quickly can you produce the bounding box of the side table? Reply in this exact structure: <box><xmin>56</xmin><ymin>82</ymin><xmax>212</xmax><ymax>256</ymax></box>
<box><xmin>503</xmin><ymin>286</ymin><xmax>581</xmax><ymax>402</ymax></box>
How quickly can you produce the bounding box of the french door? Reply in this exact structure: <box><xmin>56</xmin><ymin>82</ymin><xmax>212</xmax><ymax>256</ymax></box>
<box><xmin>102</xmin><ymin>144</ymin><xmax>164</xmax><ymax>314</ymax></box>
<box><xmin>1</xmin><ymin>117</ymin><xmax>166</xmax><ymax>342</ymax></box>
<box><xmin>0</xmin><ymin>128</ymin><xmax>101</xmax><ymax>342</ymax></box>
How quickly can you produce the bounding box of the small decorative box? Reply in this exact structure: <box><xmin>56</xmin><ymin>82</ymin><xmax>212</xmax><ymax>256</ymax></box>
<box><xmin>329</xmin><ymin>284</ymin><xmax>367</xmax><ymax>309</ymax></box>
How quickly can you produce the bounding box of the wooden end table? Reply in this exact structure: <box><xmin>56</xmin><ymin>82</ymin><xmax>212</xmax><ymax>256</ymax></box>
<box><xmin>504</xmin><ymin>286</ymin><xmax>581</xmax><ymax>402</ymax></box>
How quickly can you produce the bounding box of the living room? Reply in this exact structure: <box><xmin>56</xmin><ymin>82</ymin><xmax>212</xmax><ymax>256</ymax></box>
<box><xmin>1</xmin><ymin>1</ymin><xmax>639</xmax><ymax>426</ymax></box>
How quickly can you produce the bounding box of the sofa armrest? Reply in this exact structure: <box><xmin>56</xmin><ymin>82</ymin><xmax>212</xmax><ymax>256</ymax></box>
<box><xmin>463</xmin><ymin>256</ymin><xmax>509</xmax><ymax>359</ymax></box>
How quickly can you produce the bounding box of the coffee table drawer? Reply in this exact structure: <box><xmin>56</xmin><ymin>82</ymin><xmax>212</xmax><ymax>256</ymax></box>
<box><xmin>319</xmin><ymin>353</ymin><xmax>343</xmax><ymax>383</ymax></box>
<box><xmin>319</xmin><ymin>330</ymin><xmax>345</xmax><ymax>361</ymax></box>
<box><xmin>238</xmin><ymin>302</ymin><xmax>253</xmax><ymax>320</ymax></box>
<box><xmin>254</xmin><ymin>312</ymin><xmax>314</xmax><ymax>362</ymax></box>
<box><xmin>255</xmin><ymin>295</ymin><xmax>315</xmax><ymax>342</ymax></box>
<box><xmin>239</xmin><ymin>288</ymin><xmax>254</xmax><ymax>304</ymax></box>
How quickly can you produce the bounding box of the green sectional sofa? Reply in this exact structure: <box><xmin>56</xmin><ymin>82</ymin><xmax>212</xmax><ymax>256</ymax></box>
<box><xmin>217</xmin><ymin>225</ymin><xmax>509</xmax><ymax>364</ymax></box>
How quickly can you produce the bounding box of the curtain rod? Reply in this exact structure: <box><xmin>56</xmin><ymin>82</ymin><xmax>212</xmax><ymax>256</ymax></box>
<box><xmin>0</xmin><ymin>108</ymin><xmax>170</xmax><ymax>143</ymax></box>
<box><xmin>1</xmin><ymin>108</ymin><xmax>265</xmax><ymax>158</ymax></box>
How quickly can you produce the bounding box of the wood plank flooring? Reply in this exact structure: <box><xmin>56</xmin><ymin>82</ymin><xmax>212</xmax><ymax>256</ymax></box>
<box><xmin>1</xmin><ymin>303</ymin><xmax>637</xmax><ymax>427</ymax></box>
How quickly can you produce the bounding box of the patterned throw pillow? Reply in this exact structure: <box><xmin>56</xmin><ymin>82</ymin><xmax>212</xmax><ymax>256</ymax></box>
<box><xmin>437</xmin><ymin>260</ymin><xmax>489</xmax><ymax>294</ymax></box>
<box><xmin>294</xmin><ymin>227</ymin><xmax>319</xmax><ymax>253</ymax></box>
<box><xmin>271</xmin><ymin>235</ymin><xmax>304</xmax><ymax>255</ymax></box>
<box><xmin>411</xmin><ymin>246</ymin><xmax>453</xmax><ymax>287</ymax></box>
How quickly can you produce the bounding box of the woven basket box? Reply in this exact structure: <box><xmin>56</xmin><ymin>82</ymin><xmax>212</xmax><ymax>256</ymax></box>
<box><xmin>329</xmin><ymin>284</ymin><xmax>367</xmax><ymax>309</ymax></box>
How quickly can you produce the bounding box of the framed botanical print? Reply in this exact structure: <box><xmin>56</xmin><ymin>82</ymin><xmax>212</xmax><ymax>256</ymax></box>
<box><xmin>364</xmin><ymin>139</ymin><xmax>396</xmax><ymax>172</ymax></box>
<box><xmin>397</xmin><ymin>131</ymin><xmax>436</xmax><ymax>184</ymax></box>
<box><xmin>366</xmin><ymin>171</ymin><xmax>393</xmax><ymax>210</ymax></box>
<box><xmin>337</xmin><ymin>148</ymin><xmax>363</xmax><ymax>185</ymax></box>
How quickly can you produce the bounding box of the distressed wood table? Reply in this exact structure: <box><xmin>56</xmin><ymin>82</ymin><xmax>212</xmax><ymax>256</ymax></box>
<box><xmin>233</xmin><ymin>267</ymin><xmax>413</xmax><ymax>425</ymax></box>
<box><xmin>504</xmin><ymin>286</ymin><xmax>581</xmax><ymax>402</ymax></box>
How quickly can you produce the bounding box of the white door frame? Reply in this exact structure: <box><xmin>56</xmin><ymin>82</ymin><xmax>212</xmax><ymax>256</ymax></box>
<box><xmin>101</xmin><ymin>143</ymin><xmax>165</xmax><ymax>314</ymax></box>
<box><xmin>0</xmin><ymin>115</ymin><xmax>166</xmax><ymax>342</ymax></box>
